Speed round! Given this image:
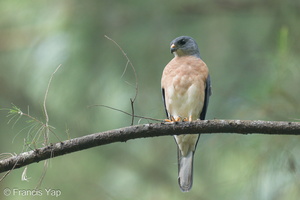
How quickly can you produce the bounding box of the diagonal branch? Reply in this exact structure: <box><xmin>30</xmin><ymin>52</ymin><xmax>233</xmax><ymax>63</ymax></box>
<box><xmin>1</xmin><ymin>119</ymin><xmax>300</xmax><ymax>174</ymax></box>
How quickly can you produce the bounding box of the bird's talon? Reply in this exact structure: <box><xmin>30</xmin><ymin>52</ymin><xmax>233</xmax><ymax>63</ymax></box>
<box><xmin>164</xmin><ymin>116</ymin><xmax>176</xmax><ymax>122</ymax></box>
<box><xmin>182</xmin><ymin>118</ymin><xmax>189</xmax><ymax>122</ymax></box>
<box><xmin>165</xmin><ymin>116</ymin><xmax>184</xmax><ymax>122</ymax></box>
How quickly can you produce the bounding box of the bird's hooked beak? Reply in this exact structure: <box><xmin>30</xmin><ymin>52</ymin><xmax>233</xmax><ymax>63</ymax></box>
<box><xmin>170</xmin><ymin>43</ymin><xmax>177</xmax><ymax>54</ymax></box>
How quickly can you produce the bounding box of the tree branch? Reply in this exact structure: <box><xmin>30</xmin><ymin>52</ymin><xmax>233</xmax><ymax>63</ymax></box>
<box><xmin>1</xmin><ymin>119</ymin><xmax>300</xmax><ymax>173</ymax></box>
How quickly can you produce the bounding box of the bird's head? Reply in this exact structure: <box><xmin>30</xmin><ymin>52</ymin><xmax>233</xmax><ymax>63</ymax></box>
<box><xmin>170</xmin><ymin>36</ymin><xmax>200</xmax><ymax>58</ymax></box>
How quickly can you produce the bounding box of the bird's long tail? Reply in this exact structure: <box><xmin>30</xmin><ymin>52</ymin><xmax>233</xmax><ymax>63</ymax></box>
<box><xmin>177</xmin><ymin>148</ymin><xmax>194</xmax><ymax>192</ymax></box>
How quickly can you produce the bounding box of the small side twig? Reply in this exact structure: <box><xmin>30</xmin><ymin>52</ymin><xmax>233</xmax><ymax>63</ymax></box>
<box><xmin>43</xmin><ymin>64</ymin><xmax>62</xmax><ymax>145</ymax></box>
<box><xmin>130</xmin><ymin>99</ymin><xmax>135</xmax><ymax>125</ymax></box>
<box><xmin>88</xmin><ymin>104</ymin><xmax>162</xmax><ymax>122</ymax></box>
<box><xmin>104</xmin><ymin>35</ymin><xmax>139</xmax><ymax>125</ymax></box>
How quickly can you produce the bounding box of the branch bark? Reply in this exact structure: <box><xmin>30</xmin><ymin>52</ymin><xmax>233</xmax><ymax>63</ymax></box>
<box><xmin>1</xmin><ymin>119</ymin><xmax>300</xmax><ymax>173</ymax></box>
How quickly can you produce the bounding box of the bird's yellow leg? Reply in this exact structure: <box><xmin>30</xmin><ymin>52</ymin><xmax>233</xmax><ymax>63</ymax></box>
<box><xmin>164</xmin><ymin>116</ymin><xmax>183</xmax><ymax>122</ymax></box>
<box><xmin>164</xmin><ymin>116</ymin><xmax>176</xmax><ymax>122</ymax></box>
<box><xmin>182</xmin><ymin>117</ymin><xmax>188</xmax><ymax>122</ymax></box>
<box><xmin>182</xmin><ymin>115</ymin><xmax>192</xmax><ymax>122</ymax></box>
<box><xmin>174</xmin><ymin>117</ymin><xmax>182</xmax><ymax>122</ymax></box>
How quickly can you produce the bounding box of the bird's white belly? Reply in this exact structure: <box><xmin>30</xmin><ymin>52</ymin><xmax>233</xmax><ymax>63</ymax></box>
<box><xmin>166</xmin><ymin>83</ymin><xmax>203</xmax><ymax>120</ymax></box>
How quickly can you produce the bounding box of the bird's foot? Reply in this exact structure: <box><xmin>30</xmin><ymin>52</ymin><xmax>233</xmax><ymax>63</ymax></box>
<box><xmin>164</xmin><ymin>116</ymin><xmax>177</xmax><ymax>122</ymax></box>
<box><xmin>182</xmin><ymin>116</ymin><xmax>193</xmax><ymax>122</ymax></box>
<box><xmin>182</xmin><ymin>117</ymin><xmax>189</xmax><ymax>122</ymax></box>
<box><xmin>164</xmin><ymin>116</ymin><xmax>185</xmax><ymax>122</ymax></box>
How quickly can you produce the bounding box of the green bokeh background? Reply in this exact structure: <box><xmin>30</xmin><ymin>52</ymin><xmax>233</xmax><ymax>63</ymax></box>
<box><xmin>1</xmin><ymin>0</ymin><xmax>300</xmax><ymax>199</ymax></box>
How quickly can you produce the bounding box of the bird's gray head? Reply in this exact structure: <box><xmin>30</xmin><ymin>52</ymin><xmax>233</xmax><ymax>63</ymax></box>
<box><xmin>170</xmin><ymin>36</ymin><xmax>200</xmax><ymax>58</ymax></box>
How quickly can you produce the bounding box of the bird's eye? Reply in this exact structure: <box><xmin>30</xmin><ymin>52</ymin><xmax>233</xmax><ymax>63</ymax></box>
<box><xmin>178</xmin><ymin>39</ymin><xmax>187</xmax><ymax>45</ymax></box>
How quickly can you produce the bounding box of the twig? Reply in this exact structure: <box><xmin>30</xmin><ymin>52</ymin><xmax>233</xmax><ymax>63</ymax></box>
<box><xmin>43</xmin><ymin>64</ymin><xmax>62</xmax><ymax>145</ymax></box>
<box><xmin>130</xmin><ymin>99</ymin><xmax>135</xmax><ymax>125</ymax></box>
<box><xmin>104</xmin><ymin>35</ymin><xmax>139</xmax><ymax>125</ymax></box>
<box><xmin>104</xmin><ymin>36</ymin><xmax>138</xmax><ymax>101</ymax></box>
<box><xmin>88</xmin><ymin>104</ymin><xmax>162</xmax><ymax>122</ymax></box>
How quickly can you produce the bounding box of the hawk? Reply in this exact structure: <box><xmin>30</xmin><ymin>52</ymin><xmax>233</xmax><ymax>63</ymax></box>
<box><xmin>161</xmin><ymin>36</ymin><xmax>211</xmax><ymax>192</ymax></box>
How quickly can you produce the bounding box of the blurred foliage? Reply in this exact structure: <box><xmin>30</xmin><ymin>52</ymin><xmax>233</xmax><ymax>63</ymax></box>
<box><xmin>1</xmin><ymin>0</ymin><xmax>300</xmax><ymax>200</ymax></box>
